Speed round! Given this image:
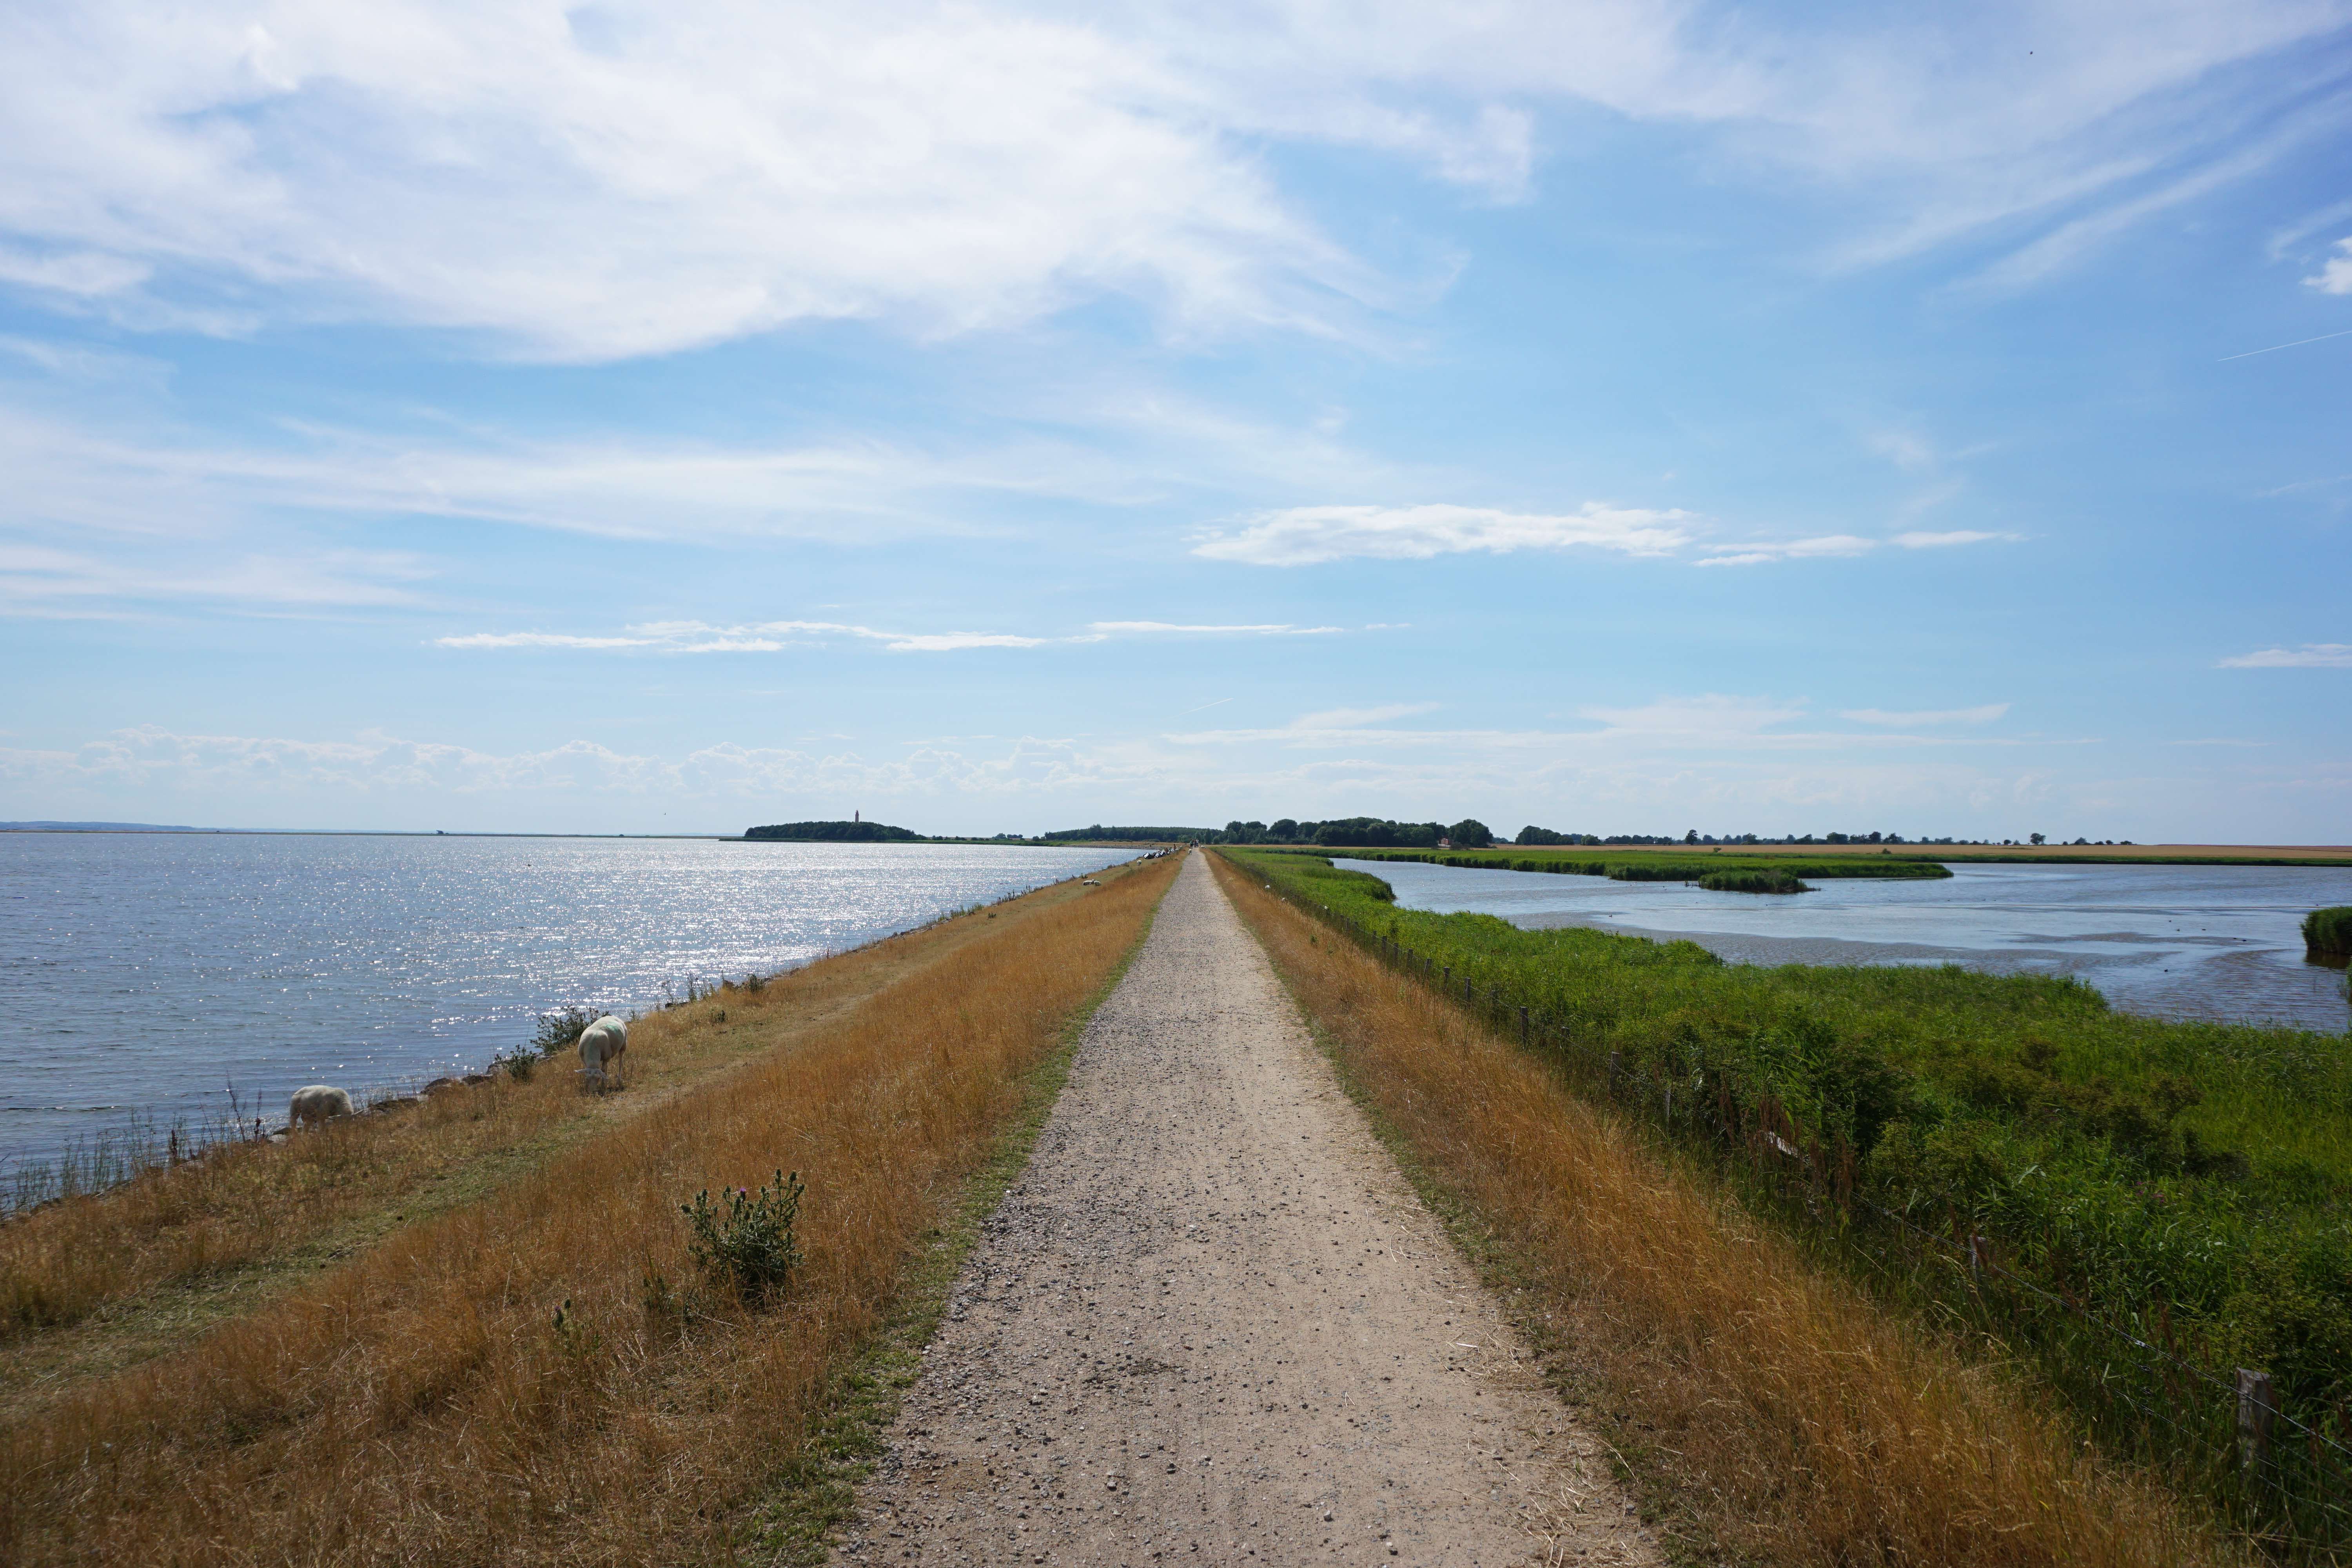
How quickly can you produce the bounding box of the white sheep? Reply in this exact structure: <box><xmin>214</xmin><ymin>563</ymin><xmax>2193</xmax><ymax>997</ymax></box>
<box><xmin>289</xmin><ymin>1084</ymin><xmax>354</xmax><ymax>1128</ymax></box>
<box><xmin>577</xmin><ymin>1014</ymin><xmax>628</xmax><ymax>1089</ymax></box>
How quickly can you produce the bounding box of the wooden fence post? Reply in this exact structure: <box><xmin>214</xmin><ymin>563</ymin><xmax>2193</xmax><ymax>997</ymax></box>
<box><xmin>2238</xmin><ymin>1368</ymin><xmax>2277</xmax><ymax>1476</ymax></box>
<box><xmin>1968</xmin><ymin>1234</ymin><xmax>1989</xmax><ymax>1286</ymax></box>
<box><xmin>1518</xmin><ymin>1005</ymin><xmax>1529</xmax><ymax>1045</ymax></box>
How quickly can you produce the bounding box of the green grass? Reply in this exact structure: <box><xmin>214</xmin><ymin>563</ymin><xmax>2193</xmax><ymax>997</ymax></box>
<box><xmin>1696</xmin><ymin>867</ymin><xmax>1809</xmax><ymax>895</ymax></box>
<box><xmin>2307</xmin><ymin>907</ymin><xmax>2352</xmax><ymax>965</ymax></box>
<box><xmin>1229</xmin><ymin>849</ymin><xmax>2352</xmax><ymax>1489</ymax></box>
<box><xmin>1290</xmin><ymin>844</ymin><xmax>1953</xmax><ymax>882</ymax></box>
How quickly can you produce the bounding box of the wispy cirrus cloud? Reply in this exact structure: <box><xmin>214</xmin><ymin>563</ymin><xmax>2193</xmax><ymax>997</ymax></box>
<box><xmin>1087</xmin><ymin>620</ymin><xmax>1344</xmax><ymax>636</ymax></box>
<box><xmin>1</xmin><ymin>541</ymin><xmax>435</xmax><ymax>613</ymax></box>
<box><xmin>2218</xmin><ymin>643</ymin><xmax>2352</xmax><ymax>668</ymax></box>
<box><xmin>1893</xmin><ymin>530</ymin><xmax>2020</xmax><ymax>549</ymax></box>
<box><xmin>1695</xmin><ymin>535</ymin><xmax>1877</xmax><ymax>568</ymax></box>
<box><xmin>1192</xmin><ymin>503</ymin><xmax>1696</xmax><ymax>566</ymax></box>
<box><xmin>1699</xmin><ymin>529</ymin><xmax>2020</xmax><ymax>566</ymax></box>
<box><xmin>1842</xmin><ymin>704</ymin><xmax>2011</xmax><ymax>726</ymax></box>
<box><xmin>1202</xmin><ymin>504</ymin><xmax>2029</xmax><ymax>571</ymax></box>
<box><xmin>433</xmin><ymin>617</ymin><xmax>1357</xmax><ymax>655</ymax></box>
<box><xmin>2</xmin><ymin>1</ymin><xmax>2338</xmax><ymax>360</ymax></box>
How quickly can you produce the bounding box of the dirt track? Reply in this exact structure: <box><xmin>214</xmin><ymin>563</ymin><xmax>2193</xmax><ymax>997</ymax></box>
<box><xmin>835</xmin><ymin>853</ymin><xmax>1659</xmax><ymax>1568</ymax></box>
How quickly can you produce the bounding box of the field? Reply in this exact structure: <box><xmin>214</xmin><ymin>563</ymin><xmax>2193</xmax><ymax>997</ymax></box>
<box><xmin>0</xmin><ymin>852</ymin><xmax>1181</xmax><ymax>1567</ymax></box>
<box><xmin>1225</xmin><ymin>846</ymin><xmax>2352</xmax><ymax>1546</ymax></box>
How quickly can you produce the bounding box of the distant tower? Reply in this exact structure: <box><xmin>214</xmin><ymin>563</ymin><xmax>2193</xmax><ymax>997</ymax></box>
<box><xmin>854</xmin><ymin>809</ymin><xmax>860</xmax><ymax>822</ymax></box>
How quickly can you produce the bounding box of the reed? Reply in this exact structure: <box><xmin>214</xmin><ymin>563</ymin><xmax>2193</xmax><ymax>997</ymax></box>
<box><xmin>2307</xmin><ymin>907</ymin><xmax>2352</xmax><ymax>965</ymax></box>
<box><xmin>1209</xmin><ymin>850</ymin><xmax>2238</xmax><ymax>1568</ymax></box>
<box><xmin>0</xmin><ymin>854</ymin><xmax>1178</xmax><ymax>1566</ymax></box>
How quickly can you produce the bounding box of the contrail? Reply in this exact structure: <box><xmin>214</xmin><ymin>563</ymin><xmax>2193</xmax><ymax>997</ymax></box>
<box><xmin>1175</xmin><ymin>696</ymin><xmax>1233</xmax><ymax>716</ymax></box>
<box><xmin>2220</xmin><ymin>327</ymin><xmax>2352</xmax><ymax>361</ymax></box>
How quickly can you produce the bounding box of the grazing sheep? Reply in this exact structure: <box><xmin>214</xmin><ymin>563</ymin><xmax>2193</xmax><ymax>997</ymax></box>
<box><xmin>289</xmin><ymin>1084</ymin><xmax>354</xmax><ymax>1128</ymax></box>
<box><xmin>577</xmin><ymin>1014</ymin><xmax>628</xmax><ymax>1089</ymax></box>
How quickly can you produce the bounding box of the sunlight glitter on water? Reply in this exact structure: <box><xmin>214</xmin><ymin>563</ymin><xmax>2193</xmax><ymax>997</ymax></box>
<box><xmin>1</xmin><ymin>834</ymin><xmax>1137</xmax><ymax>1176</ymax></box>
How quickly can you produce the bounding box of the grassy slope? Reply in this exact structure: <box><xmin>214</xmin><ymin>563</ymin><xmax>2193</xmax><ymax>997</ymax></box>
<box><xmin>0</xmin><ymin>868</ymin><xmax>1142</xmax><ymax>1415</ymax></box>
<box><xmin>0</xmin><ymin>851</ymin><xmax>1182</xmax><ymax>1567</ymax></box>
<box><xmin>1224</xmin><ymin>849</ymin><xmax>2352</xmax><ymax>1456</ymax></box>
<box><xmin>1209</xmin><ymin>850</ymin><xmax>2236</xmax><ymax>1568</ymax></box>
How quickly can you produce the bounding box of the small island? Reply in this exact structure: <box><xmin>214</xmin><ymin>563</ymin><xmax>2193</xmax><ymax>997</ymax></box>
<box><xmin>743</xmin><ymin>819</ymin><xmax>924</xmax><ymax>843</ymax></box>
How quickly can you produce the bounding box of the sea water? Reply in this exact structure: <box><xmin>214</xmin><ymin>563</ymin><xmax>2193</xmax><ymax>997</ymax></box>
<box><xmin>2</xmin><ymin>833</ymin><xmax>1137</xmax><ymax>1185</ymax></box>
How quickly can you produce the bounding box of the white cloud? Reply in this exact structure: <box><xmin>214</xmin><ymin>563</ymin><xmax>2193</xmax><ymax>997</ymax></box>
<box><xmin>0</xmin><ymin>541</ymin><xmax>434</xmax><ymax>611</ymax></box>
<box><xmin>0</xmin><ymin>723</ymin><xmax>1147</xmax><ymax>804</ymax></box>
<box><xmin>433</xmin><ymin>617</ymin><xmax>1358</xmax><ymax>655</ymax></box>
<box><xmin>433</xmin><ymin>631</ymin><xmax>654</xmax><ymax>650</ymax></box>
<box><xmin>1088</xmin><ymin>620</ymin><xmax>1344</xmax><ymax>635</ymax></box>
<box><xmin>1575</xmin><ymin>694</ymin><xmax>1809</xmax><ymax>735</ymax></box>
<box><xmin>1192</xmin><ymin>503</ymin><xmax>1694</xmax><ymax>566</ymax></box>
<box><xmin>2218</xmin><ymin>643</ymin><xmax>2352</xmax><ymax>668</ymax></box>
<box><xmin>1165</xmin><ymin>691</ymin><xmax>2078</xmax><ymax>753</ymax></box>
<box><xmin>2307</xmin><ymin>238</ymin><xmax>2352</xmax><ymax>294</ymax></box>
<box><xmin>1893</xmin><ymin>530</ymin><xmax>2018</xmax><ymax>548</ymax></box>
<box><xmin>1293</xmin><ymin>703</ymin><xmax>1439</xmax><ymax>729</ymax></box>
<box><xmin>1692</xmin><ymin>528</ymin><xmax>2016</xmax><ymax>566</ymax></box>
<box><xmin>1841</xmin><ymin>703</ymin><xmax>2011</xmax><ymax>726</ymax></box>
<box><xmin>0</xmin><ymin>245</ymin><xmax>151</xmax><ymax>298</ymax></box>
<box><xmin>1695</xmin><ymin>535</ymin><xmax>1876</xmax><ymax>567</ymax></box>
<box><xmin>0</xmin><ymin>2</ymin><xmax>1392</xmax><ymax>360</ymax></box>
<box><xmin>5</xmin><ymin>2</ymin><xmax>2325</xmax><ymax>358</ymax></box>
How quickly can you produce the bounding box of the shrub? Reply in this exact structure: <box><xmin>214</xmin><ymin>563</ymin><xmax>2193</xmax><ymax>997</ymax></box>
<box><xmin>681</xmin><ymin>1169</ymin><xmax>806</xmax><ymax>1302</ymax></box>
<box><xmin>1699</xmin><ymin>867</ymin><xmax>1809</xmax><ymax>894</ymax></box>
<box><xmin>2305</xmin><ymin>906</ymin><xmax>2352</xmax><ymax>965</ymax></box>
<box><xmin>531</xmin><ymin>1006</ymin><xmax>601</xmax><ymax>1057</ymax></box>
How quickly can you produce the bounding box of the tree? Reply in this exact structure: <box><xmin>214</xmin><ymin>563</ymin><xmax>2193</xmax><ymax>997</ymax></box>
<box><xmin>1270</xmin><ymin>818</ymin><xmax>1299</xmax><ymax>840</ymax></box>
<box><xmin>1449</xmin><ymin>818</ymin><xmax>1494</xmax><ymax>849</ymax></box>
<box><xmin>2030</xmin><ymin>832</ymin><xmax>2046</xmax><ymax>846</ymax></box>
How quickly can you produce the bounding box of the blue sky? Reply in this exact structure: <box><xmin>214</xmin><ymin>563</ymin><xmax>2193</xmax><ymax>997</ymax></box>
<box><xmin>3</xmin><ymin>0</ymin><xmax>2348</xmax><ymax>840</ymax></box>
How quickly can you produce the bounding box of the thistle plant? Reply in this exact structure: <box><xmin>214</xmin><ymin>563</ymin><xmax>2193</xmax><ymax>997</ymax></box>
<box><xmin>681</xmin><ymin>1169</ymin><xmax>806</xmax><ymax>1301</ymax></box>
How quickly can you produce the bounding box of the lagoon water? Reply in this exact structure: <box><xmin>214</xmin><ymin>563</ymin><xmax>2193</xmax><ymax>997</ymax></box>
<box><xmin>1339</xmin><ymin>858</ymin><xmax>2352</xmax><ymax>1031</ymax></box>
<box><xmin>1</xmin><ymin>833</ymin><xmax>1136</xmax><ymax>1183</ymax></box>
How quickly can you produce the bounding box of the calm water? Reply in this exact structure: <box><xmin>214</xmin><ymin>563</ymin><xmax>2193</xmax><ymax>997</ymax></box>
<box><xmin>1</xmin><ymin>834</ymin><xmax>1137</xmax><ymax>1180</ymax></box>
<box><xmin>1339</xmin><ymin>858</ymin><xmax>2352</xmax><ymax>1031</ymax></box>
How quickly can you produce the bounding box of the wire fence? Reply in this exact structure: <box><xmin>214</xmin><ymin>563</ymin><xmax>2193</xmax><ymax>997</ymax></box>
<box><xmin>1241</xmin><ymin>861</ymin><xmax>2352</xmax><ymax>1561</ymax></box>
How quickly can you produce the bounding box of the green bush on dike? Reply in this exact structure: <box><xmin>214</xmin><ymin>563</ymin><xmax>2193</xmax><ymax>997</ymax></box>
<box><xmin>1233</xmin><ymin>847</ymin><xmax>2352</xmax><ymax>1420</ymax></box>
<box><xmin>2308</xmin><ymin>907</ymin><xmax>2352</xmax><ymax>965</ymax></box>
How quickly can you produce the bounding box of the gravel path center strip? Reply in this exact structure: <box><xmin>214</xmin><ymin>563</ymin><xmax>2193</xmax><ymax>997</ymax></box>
<box><xmin>836</xmin><ymin>852</ymin><xmax>1661</xmax><ymax>1568</ymax></box>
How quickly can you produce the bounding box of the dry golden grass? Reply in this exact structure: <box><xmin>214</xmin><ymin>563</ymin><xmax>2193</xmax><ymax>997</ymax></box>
<box><xmin>1209</xmin><ymin>851</ymin><xmax>2243</xmax><ymax>1568</ymax></box>
<box><xmin>0</xmin><ymin>852</ymin><xmax>1179</xmax><ymax>1567</ymax></box>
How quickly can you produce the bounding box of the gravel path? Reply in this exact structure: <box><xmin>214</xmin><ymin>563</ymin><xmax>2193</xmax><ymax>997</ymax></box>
<box><xmin>836</xmin><ymin>853</ymin><xmax>1660</xmax><ymax>1568</ymax></box>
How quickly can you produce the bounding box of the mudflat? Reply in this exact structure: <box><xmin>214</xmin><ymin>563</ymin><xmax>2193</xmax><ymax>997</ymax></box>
<box><xmin>837</xmin><ymin>852</ymin><xmax>1657</xmax><ymax>1567</ymax></box>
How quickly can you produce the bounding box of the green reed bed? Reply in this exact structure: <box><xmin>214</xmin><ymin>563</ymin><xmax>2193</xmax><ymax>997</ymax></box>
<box><xmin>2308</xmin><ymin>908</ymin><xmax>2352</xmax><ymax>966</ymax></box>
<box><xmin>1309</xmin><ymin>844</ymin><xmax>1953</xmax><ymax>883</ymax></box>
<box><xmin>1230</xmin><ymin>847</ymin><xmax>2352</xmax><ymax>1553</ymax></box>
